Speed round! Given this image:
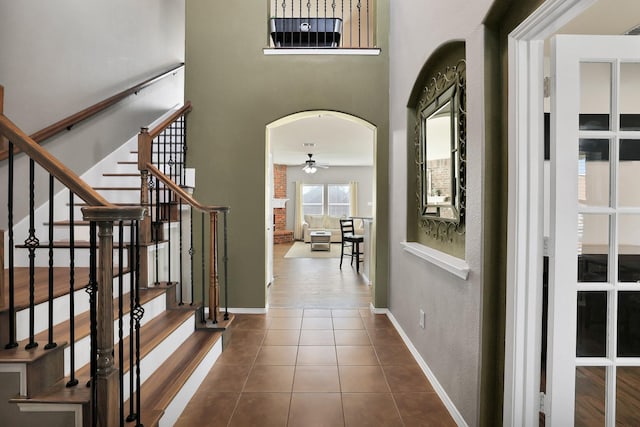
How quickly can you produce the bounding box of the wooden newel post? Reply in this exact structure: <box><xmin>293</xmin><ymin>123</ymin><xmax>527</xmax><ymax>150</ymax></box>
<box><xmin>137</xmin><ymin>128</ymin><xmax>152</xmax><ymax>287</ymax></box>
<box><xmin>137</xmin><ymin>128</ymin><xmax>152</xmax><ymax>245</ymax></box>
<box><xmin>82</xmin><ymin>206</ymin><xmax>145</xmax><ymax>427</ymax></box>
<box><xmin>209</xmin><ymin>211</ymin><xmax>220</xmax><ymax>322</ymax></box>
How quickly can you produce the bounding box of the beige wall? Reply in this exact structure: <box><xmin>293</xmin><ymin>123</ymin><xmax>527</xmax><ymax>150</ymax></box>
<box><xmin>185</xmin><ymin>0</ymin><xmax>389</xmax><ymax>308</ymax></box>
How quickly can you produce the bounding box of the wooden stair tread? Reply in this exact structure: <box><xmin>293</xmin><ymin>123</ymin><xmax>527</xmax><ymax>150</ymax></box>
<box><xmin>75</xmin><ymin>307</ymin><xmax>196</xmax><ymax>378</ymax></box>
<box><xmin>1</xmin><ymin>266</ymin><xmax>129</xmax><ymax>314</ymax></box>
<box><xmin>16</xmin><ymin>287</ymin><xmax>167</xmax><ymax>351</ymax></box>
<box><xmin>133</xmin><ymin>329</ymin><xmax>223</xmax><ymax>423</ymax></box>
<box><xmin>0</xmin><ymin>339</ymin><xmax>67</xmax><ymax>364</ymax></box>
<box><xmin>14</xmin><ymin>307</ymin><xmax>197</xmax><ymax>407</ymax></box>
<box><xmin>10</xmin><ymin>377</ymin><xmax>91</xmax><ymax>405</ymax></box>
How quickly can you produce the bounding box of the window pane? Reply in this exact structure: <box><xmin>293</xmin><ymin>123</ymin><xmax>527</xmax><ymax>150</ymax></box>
<box><xmin>617</xmin><ymin>367</ymin><xmax>640</xmax><ymax>424</ymax></box>
<box><xmin>578</xmin><ymin>139</ymin><xmax>610</xmax><ymax>207</ymax></box>
<box><xmin>620</xmin><ymin>63</ymin><xmax>640</xmax><ymax>131</ymax></box>
<box><xmin>576</xmin><ymin>291</ymin><xmax>607</xmax><ymax>357</ymax></box>
<box><xmin>618</xmin><ymin>215</ymin><xmax>640</xmax><ymax>283</ymax></box>
<box><xmin>302</xmin><ymin>185</ymin><xmax>323</xmax><ymax>203</ymax></box>
<box><xmin>579</xmin><ymin>62</ymin><xmax>611</xmax><ymax>131</ymax></box>
<box><xmin>328</xmin><ymin>184</ymin><xmax>350</xmax><ymax>203</ymax></box>
<box><xmin>618</xmin><ymin>292</ymin><xmax>640</xmax><ymax>357</ymax></box>
<box><xmin>575</xmin><ymin>366</ymin><xmax>606</xmax><ymax>426</ymax></box>
<box><xmin>328</xmin><ymin>205</ymin><xmax>349</xmax><ymax>217</ymax></box>
<box><xmin>578</xmin><ymin>214</ymin><xmax>609</xmax><ymax>283</ymax></box>
<box><xmin>619</xmin><ymin>139</ymin><xmax>640</xmax><ymax>207</ymax></box>
<box><xmin>303</xmin><ymin>205</ymin><xmax>323</xmax><ymax>215</ymax></box>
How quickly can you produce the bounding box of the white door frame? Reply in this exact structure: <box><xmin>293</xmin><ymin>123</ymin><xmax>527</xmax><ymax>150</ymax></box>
<box><xmin>503</xmin><ymin>0</ymin><xmax>598</xmax><ymax>425</ymax></box>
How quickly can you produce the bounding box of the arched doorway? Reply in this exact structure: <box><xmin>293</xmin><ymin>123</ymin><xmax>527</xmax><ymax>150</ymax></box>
<box><xmin>265</xmin><ymin>111</ymin><xmax>377</xmax><ymax>308</ymax></box>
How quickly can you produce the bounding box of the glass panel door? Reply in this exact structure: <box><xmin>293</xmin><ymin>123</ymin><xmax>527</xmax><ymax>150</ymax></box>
<box><xmin>549</xmin><ymin>35</ymin><xmax>640</xmax><ymax>427</ymax></box>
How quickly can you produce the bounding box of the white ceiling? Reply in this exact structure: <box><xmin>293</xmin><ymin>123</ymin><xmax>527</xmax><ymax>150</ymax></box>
<box><xmin>269</xmin><ymin>113</ymin><xmax>374</xmax><ymax>167</ymax></box>
<box><xmin>556</xmin><ymin>0</ymin><xmax>640</xmax><ymax>35</ymax></box>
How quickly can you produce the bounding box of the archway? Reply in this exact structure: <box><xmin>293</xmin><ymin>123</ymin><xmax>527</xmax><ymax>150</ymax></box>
<box><xmin>265</xmin><ymin>110</ymin><xmax>377</xmax><ymax>308</ymax></box>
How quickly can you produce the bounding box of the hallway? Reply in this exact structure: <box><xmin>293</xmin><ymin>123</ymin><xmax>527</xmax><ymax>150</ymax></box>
<box><xmin>175</xmin><ymin>243</ymin><xmax>456</xmax><ymax>426</ymax></box>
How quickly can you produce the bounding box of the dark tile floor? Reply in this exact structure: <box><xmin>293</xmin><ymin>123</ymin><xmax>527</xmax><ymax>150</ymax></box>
<box><xmin>175</xmin><ymin>308</ymin><xmax>456</xmax><ymax>426</ymax></box>
<box><xmin>175</xmin><ymin>242</ymin><xmax>456</xmax><ymax>426</ymax></box>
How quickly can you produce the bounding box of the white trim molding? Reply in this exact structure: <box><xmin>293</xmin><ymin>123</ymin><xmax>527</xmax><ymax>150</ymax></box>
<box><xmin>504</xmin><ymin>1</ymin><xmax>597</xmax><ymax>426</ymax></box>
<box><xmin>400</xmin><ymin>242</ymin><xmax>470</xmax><ymax>280</ymax></box>
<box><xmin>17</xmin><ymin>403</ymin><xmax>83</xmax><ymax>427</ymax></box>
<box><xmin>263</xmin><ymin>48</ymin><xmax>381</xmax><ymax>56</ymax></box>
<box><xmin>386</xmin><ymin>311</ymin><xmax>468</xmax><ymax>426</ymax></box>
<box><xmin>0</xmin><ymin>363</ymin><xmax>28</xmax><ymax>396</ymax></box>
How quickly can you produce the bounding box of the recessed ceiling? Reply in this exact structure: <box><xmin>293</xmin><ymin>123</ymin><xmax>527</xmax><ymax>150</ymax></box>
<box><xmin>270</xmin><ymin>113</ymin><xmax>374</xmax><ymax>167</ymax></box>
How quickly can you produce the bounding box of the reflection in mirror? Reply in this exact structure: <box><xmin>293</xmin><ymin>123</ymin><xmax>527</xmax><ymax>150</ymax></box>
<box><xmin>425</xmin><ymin>100</ymin><xmax>453</xmax><ymax>210</ymax></box>
<box><xmin>416</xmin><ymin>59</ymin><xmax>465</xmax><ymax>238</ymax></box>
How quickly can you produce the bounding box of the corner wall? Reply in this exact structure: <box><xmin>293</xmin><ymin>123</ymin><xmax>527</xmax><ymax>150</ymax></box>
<box><xmin>388</xmin><ymin>1</ymin><xmax>496</xmax><ymax>425</ymax></box>
<box><xmin>185</xmin><ymin>1</ymin><xmax>389</xmax><ymax>308</ymax></box>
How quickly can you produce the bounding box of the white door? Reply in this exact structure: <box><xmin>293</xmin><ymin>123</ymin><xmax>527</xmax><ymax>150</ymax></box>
<box><xmin>548</xmin><ymin>34</ymin><xmax>640</xmax><ymax>426</ymax></box>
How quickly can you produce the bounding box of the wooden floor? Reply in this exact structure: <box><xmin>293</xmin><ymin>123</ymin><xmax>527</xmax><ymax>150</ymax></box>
<box><xmin>268</xmin><ymin>242</ymin><xmax>371</xmax><ymax>309</ymax></box>
<box><xmin>174</xmin><ymin>242</ymin><xmax>457</xmax><ymax>426</ymax></box>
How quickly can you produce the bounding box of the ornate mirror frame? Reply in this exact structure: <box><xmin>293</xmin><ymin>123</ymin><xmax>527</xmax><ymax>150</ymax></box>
<box><xmin>415</xmin><ymin>59</ymin><xmax>466</xmax><ymax>241</ymax></box>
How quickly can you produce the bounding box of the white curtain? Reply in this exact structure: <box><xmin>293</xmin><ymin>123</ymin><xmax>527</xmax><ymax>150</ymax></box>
<box><xmin>349</xmin><ymin>181</ymin><xmax>358</xmax><ymax>217</ymax></box>
<box><xmin>294</xmin><ymin>181</ymin><xmax>304</xmax><ymax>240</ymax></box>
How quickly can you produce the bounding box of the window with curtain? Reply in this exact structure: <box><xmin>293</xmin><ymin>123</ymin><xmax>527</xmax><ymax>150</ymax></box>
<box><xmin>302</xmin><ymin>184</ymin><xmax>324</xmax><ymax>215</ymax></box>
<box><xmin>328</xmin><ymin>184</ymin><xmax>350</xmax><ymax>217</ymax></box>
<box><xmin>301</xmin><ymin>183</ymin><xmax>351</xmax><ymax>216</ymax></box>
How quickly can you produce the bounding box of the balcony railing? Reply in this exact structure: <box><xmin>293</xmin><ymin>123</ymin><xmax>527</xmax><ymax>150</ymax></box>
<box><xmin>268</xmin><ymin>0</ymin><xmax>375</xmax><ymax>49</ymax></box>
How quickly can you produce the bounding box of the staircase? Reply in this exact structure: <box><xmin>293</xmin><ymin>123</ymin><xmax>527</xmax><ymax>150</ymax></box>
<box><xmin>0</xmin><ymin>91</ymin><xmax>232</xmax><ymax>427</ymax></box>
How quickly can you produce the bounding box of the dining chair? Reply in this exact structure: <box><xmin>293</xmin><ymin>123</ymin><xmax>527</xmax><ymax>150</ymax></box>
<box><xmin>339</xmin><ymin>218</ymin><xmax>364</xmax><ymax>272</ymax></box>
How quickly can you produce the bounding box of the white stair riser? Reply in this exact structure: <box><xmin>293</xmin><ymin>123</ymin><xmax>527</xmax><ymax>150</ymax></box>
<box><xmin>63</xmin><ymin>293</ymin><xmax>167</xmax><ymax>377</ymax></box>
<box><xmin>160</xmin><ymin>339</ymin><xmax>222</xmax><ymax>427</ymax></box>
<box><xmin>121</xmin><ymin>313</ymin><xmax>195</xmax><ymax>403</ymax></box>
<box><xmin>15</xmin><ymin>274</ymin><xmax>131</xmax><ymax>342</ymax></box>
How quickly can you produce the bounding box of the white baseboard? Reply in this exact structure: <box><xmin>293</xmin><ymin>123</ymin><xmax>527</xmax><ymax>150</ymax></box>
<box><xmin>369</xmin><ymin>303</ymin><xmax>388</xmax><ymax>315</ymax></box>
<box><xmin>385</xmin><ymin>311</ymin><xmax>468</xmax><ymax>427</ymax></box>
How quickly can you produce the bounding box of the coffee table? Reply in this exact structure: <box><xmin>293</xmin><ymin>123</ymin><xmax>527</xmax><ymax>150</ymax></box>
<box><xmin>310</xmin><ymin>230</ymin><xmax>331</xmax><ymax>251</ymax></box>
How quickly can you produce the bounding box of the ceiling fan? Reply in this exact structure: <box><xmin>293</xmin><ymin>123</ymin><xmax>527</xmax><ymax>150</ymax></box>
<box><xmin>301</xmin><ymin>153</ymin><xmax>329</xmax><ymax>174</ymax></box>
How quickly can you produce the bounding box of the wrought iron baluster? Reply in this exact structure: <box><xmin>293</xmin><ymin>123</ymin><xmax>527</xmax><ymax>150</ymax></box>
<box><xmin>117</xmin><ymin>221</ymin><xmax>125</xmax><ymax>427</ymax></box>
<box><xmin>67</xmin><ymin>192</ymin><xmax>79</xmax><ymax>387</ymax></box>
<box><xmin>357</xmin><ymin>0</ymin><xmax>361</xmax><ymax>47</ymax></box>
<box><xmin>132</xmin><ymin>220</ymin><xmax>144</xmax><ymax>427</ymax></box>
<box><xmin>341</xmin><ymin>0</ymin><xmax>344</xmax><ymax>48</ymax></box>
<box><xmin>349</xmin><ymin>0</ymin><xmax>352</xmax><ymax>48</ymax></box>
<box><xmin>126</xmin><ymin>221</ymin><xmax>136</xmax><ymax>423</ymax></box>
<box><xmin>25</xmin><ymin>158</ymin><xmax>39</xmax><ymax>350</ymax></box>
<box><xmin>45</xmin><ymin>174</ymin><xmax>56</xmax><ymax>350</ymax></box>
<box><xmin>5</xmin><ymin>142</ymin><xmax>17</xmax><ymax>349</ymax></box>
<box><xmin>366</xmin><ymin>0</ymin><xmax>369</xmax><ymax>47</ymax></box>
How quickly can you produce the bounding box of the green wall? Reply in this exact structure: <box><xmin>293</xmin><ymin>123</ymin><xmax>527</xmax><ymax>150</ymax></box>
<box><xmin>185</xmin><ymin>1</ymin><xmax>389</xmax><ymax>308</ymax></box>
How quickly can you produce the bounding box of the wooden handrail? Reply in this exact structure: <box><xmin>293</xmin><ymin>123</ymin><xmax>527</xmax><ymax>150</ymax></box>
<box><xmin>0</xmin><ymin>63</ymin><xmax>185</xmax><ymax>161</ymax></box>
<box><xmin>0</xmin><ymin>114</ymin><xmax>112</xmax><ymax>206</ymax></box>
<box><xmin>145</xmin><ymin>164</ymin><xmax>229</xmax><ymax>213</ymax></box>
<box><xmin>148</xmin><ymin>102</ymin><xmax>193</xmax><ymax>139</ymax></box>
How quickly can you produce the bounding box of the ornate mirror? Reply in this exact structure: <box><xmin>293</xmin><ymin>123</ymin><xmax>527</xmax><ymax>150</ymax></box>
<box><xmin>415</xmin><ymin>60</ymin><xmax>466</xmax><ymax>238</ymax></box>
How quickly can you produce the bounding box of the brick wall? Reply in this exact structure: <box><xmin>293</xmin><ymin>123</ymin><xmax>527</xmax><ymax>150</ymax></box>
<box><xmin>273</xmin><ymin>164</ymin><xmax>293</xmax><ymax>243</ymax></box>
